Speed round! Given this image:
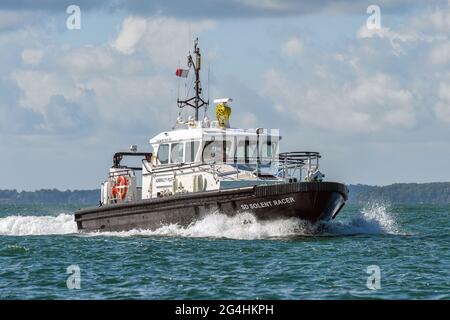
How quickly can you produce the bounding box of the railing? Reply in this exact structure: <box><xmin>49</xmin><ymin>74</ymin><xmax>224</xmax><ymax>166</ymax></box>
<box><xmin>278</xmin><ymin>151</ymin><xmax>321</xmax><ymax>181</ymax></box>
<box><xmin>144</xmin><ymin>151</ymin><xmax>321</xmax><ymax>184</ymax></box>
<box><xmin>142</xmin><ymin>160</ymin><xmax>216</xmax><ymax>175</ymax></box>
<box><xmin>108</xmin><ymin>168</ymin><xmax>135</xmax><ymax>178</ymax></box>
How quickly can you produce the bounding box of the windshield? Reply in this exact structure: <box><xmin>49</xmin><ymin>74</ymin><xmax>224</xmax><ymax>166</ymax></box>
<box><xmin>157</xmin><ymin>144</ymin><xmax>169</xmax><ymax>164</ymax></box>
<box><xmin>202</xmin><ymin>140</ymin><xmax>232</xmax><ymax>163</ymax></box>
<box><xmin>170</xmin><ymin>143</ymin><xmax>184</xmax><ymax>164</ymax></box>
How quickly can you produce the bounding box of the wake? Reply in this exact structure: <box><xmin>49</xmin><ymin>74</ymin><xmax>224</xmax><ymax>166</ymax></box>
<box><xmin>0</xmin><ymin>203</ymin><xmax>399</xmax><ymax>239</ymax></box>
<box><xmin>0</xmin><ymin>214</ymin><xmax>77</xmax><ymax>236</ymax></box>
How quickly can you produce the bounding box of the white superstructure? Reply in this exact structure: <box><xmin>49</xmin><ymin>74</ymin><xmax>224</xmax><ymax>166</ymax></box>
<box><xmin>99</xmin><ymin>39</ymin><xmax>323</xmax><ymax>206</ymax></box>
<box><xmin>141</xmin><ymin>120</ymin><xmax>282</xmax><ymax>200</ymax></box>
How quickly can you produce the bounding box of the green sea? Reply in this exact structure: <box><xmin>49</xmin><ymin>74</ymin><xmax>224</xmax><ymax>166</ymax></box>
<box><xmin>0</xmin><ymin>203</ymin><xmax>448</xmax><ymax>299</ymax></box>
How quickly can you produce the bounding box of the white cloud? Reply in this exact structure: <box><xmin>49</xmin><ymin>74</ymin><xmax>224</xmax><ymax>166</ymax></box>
<box><xmin>10</xmin><ymin>70</ymin><xmax>84</xmax><ymax>113</ymax></box>
<box><xmin>408</xmin><ymin>3</ymin><xmax>450</xmax><ymax>36</ymax></box>
<box><xmin>58</xmin><ymin>45</ymin><xmax>116</xmax><ymax>74</ymax></box>
<box><xmin>428</xmin><ymin>42</ymin><xmax>450</xmax><ymax>65</ymax></box>
<box><xmin>233</xmin><ymin>111</ymin><xmax>257</xmax><ymax>128</ymax></box>
<box><xmin>10</xmin><ymin>62</ymin><xmax>176</xmax><ymax>134</ymax></box>
<box><xmin>435</xmin><ymin>102</ymin><xmax>450</xmax><ymax>123</ymax></box>
<box><xmin>357</xmin><ymin>25</ymin><xmax>431</xmax><ymax>55</ymax></box>
<box><xmin>0</xmin><ymin>11</ymin><xmax>35</xmax><ymax>31</ymax></box>
<box><xmin>357</xmin><ymin>2</ymin><xmax>450</xmax><ymax>56</ymax></box>
<box><xmin>21</xmin><ymin>49</ymin><xmax>44</xmax><ymax>65</ymax></box>
<box><xmin>435</xmin><ymin>78</ymin><xmax>450</xmax><ymax>123</ymax></box>
<box><xmin>263</xmin><ymin>69</ymin><xmax>415</xmax><ymax>133</ymax></box>
<box><xmin>354</xmin><ymin>3</ymin><xmax>450</xmax><ymax>127</ymax></box>
<box><xmin>112</xmin><ymin>16</ymin><xmax>215</xmax><ymax>67</ymax></box>
<box><xmin>112</xmin><ymin>16</ymin><xmax>147</xmax><ymax>55</ymax></box>
<box><xmin>357</xmin><ymin>26</ymin><xmax>390</xmax><ymax>39</ymax></box>
<box><xmin>281</xmin><ymin>36</ymin><xmax>303</xmax><ymax>57</ymax></box>
<box><xmin>84</xmin><ymin>74</ymin><xmax>175</xmax><ymax>127</ymax></box>
<box><xmin>234</xmin><ymin>0</ymin><xmax>289</xmax><ymax>11</ymax></box>
<box><xmin>9</xmin><ymin>15</ymin><xmax>217</xmax><ymax>136</ymax></box>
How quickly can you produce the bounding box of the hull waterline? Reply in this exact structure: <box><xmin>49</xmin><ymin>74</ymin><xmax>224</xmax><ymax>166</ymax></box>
<box><xmin>74</xmin><ymin>182</ymin><xmax>348</xmax><ymax>233</ymax></box>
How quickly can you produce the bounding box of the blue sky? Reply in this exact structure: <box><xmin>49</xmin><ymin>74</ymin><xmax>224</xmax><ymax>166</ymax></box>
<box><xmin>0</xmin><ymin>0</ymin><xmax>449</xmax><ymax>190</ymax></box>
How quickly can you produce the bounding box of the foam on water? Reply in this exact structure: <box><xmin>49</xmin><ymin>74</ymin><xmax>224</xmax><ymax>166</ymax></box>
<box><xmin>324</xmin><ymin>202</ymin><xmax>399</xmax><ymax>235</ymax></box>
<box><xmin>90</xmin><ymin>202</ymin><xmax>400</xmax><ymax>239</ymax></box>
<box><xmin>0</xmin><ymin>202</ymin><xmax>399</xmax><ymax>238</ymax></box>
<box><xmin>0</xmin><ymin>214</ymin><xmax>77</xmax><ymax>236</ymax></box>
<box><xmin>92</xmin><ymin>212</ymin><xmax>315</xmax><ymax>240</ymax></box>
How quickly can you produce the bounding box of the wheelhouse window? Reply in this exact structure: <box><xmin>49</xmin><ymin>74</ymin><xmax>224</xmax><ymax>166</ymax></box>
<box><xmin>233</xmin><ymin>135</ymin><xmax>277</xmax><ymax>169</ymax></box>
<box><xmin>170</xmin><ymin>143</ymin><xmax>184</xmax><ymax>164</ymax></box>
<box><xmin>157</xmin><ymin>144</ymin><xmax>169</xmax><ymax>164</ymax></box>
<box><xmin>260</xmin><ymin>141</ymin><xmax>273</xmax><ymax>158</ymax></box>
<box><xmin>259</xmin><ymin>139</ymin><xmax>277</xmax><ymax>165</ymax></box>
<box><xmin>247</xmin><ymin>140</ymin><xmax>258</xmax><ymax>162</ymax></box>
<box><xmin>235</xmin><ymin>136</ymin><xmax>257</xmax><ymax>164</ymax></box>
<box><xmin>235</xmin><ymin>139</ymin><xmax>246</xmax><ymax>164</ymax></box>
<box><xmin>202</xmin><ymin>140</ymin><xmax>232</xmax><ymax>163</ymax></box>
<box><xmin>185</xmin><ymin>140</ymin><xmax>200</xmax><ymax>163</ymax></box>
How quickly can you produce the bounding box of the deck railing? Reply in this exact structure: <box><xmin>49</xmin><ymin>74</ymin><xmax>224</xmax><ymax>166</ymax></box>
<box><xmin>277</xmin><ymin>151</ymin><xmax>321</xmax><ymax>181</ymax></box>
<box><xmin>144</xmin><ymin>151</ymin><xmax>321</xmax><ymax>183</ymax></box>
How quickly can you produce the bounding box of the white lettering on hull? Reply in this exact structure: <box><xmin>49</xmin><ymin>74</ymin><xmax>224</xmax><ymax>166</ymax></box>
<box><xmin>240</xmin><ymin>197</ymin><xmax>295</xmax><ymax>210</ymax></box>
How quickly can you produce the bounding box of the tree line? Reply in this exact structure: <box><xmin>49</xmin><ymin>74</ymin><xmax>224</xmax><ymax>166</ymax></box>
<box><xmin>0</xmin><ymin>182</ymin><xmax>449</xmax><ymax>205</ymax></box>
<box><xmin>347</xmin><ymin>182</ymin><xmax>450</xmax><ymax>204</ymax></box>
<box><xmin>0</xmin><ymin>189</ymin><xmax>99</xmax><ymax>205</ymax></box>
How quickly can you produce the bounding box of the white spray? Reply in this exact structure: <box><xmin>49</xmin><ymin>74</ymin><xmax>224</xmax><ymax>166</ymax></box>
<box><xmin>0</xmin><ymin>202</ymin><xmax>399</xmax><ymax>239</ymax></box>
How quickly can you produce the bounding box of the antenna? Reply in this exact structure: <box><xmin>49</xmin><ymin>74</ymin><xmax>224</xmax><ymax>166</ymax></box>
<box><xmin>177</xmin><ymin>38</ymin><xmax>209</xmax><ymax>122</ymax></box>
<box><xmin>176</xmin><ymin>59</ymin><xmax>181</xmax><ymax>100</ymax></box>
<box><xmin>206</xmin><ymin>61</ymin><xmax>210</xmax><ymax>118</ymax></box>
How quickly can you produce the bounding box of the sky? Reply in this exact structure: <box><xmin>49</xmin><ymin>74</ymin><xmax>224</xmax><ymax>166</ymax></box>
<box><xmin>0</xmin><ymin>0</ymin><xmax>450</xmax><ymax>190</ymax></box>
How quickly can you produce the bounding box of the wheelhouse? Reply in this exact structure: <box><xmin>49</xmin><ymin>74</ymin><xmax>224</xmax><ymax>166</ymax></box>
<box><xmin>150</xmin><ymin>127</ymin><xmax>280</xmax><ymax>170</ymax></box>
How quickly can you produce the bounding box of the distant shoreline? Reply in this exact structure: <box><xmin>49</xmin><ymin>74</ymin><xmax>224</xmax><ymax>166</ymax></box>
<box><xmin>347</xmin><ymin>182</ymin><xmax>450</xmax><ymax>204</ymax></box>
<box><xmin>1</xmin><ymin>182</ymin><xmax>449</xmax><ymax>205</ymax></box>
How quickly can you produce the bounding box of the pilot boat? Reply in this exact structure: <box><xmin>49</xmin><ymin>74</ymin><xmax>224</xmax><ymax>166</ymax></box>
<box><xmin>74</xmin><ymin>39</ymin><xmax>348</xmax><ymax>232</ymax></box>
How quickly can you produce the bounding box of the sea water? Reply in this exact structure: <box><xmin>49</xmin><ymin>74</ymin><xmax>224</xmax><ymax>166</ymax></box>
<box><xmin>0</xmin><ymin>203</ymin><xmax>448</xmax><ymax>299</ymax></box>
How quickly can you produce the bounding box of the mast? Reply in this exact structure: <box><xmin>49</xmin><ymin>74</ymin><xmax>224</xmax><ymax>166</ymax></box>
<box><xmin>177</xmin><ymin>38</ymin><xmax>209</xmax><ymax>121</ymax></box>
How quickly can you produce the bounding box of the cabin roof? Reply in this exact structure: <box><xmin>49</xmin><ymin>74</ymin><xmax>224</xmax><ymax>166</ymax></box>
<box><xmin>150</xmin><ymin>127</ymin><xmax>279</xmax><ymax>144</ymax></box>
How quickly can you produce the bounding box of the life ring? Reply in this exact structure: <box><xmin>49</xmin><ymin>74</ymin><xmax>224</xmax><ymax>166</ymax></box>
<box><xmin>112</xmin><ymin>175</ymin><xmax>128</xmax><ymax>200</ymax></box>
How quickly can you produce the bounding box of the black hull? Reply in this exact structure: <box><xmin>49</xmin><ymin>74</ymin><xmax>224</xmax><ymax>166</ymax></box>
<box><xmin>74</xmin><ymin>182</ymin><xmax>348</xmax><ymax>232</ymax></box>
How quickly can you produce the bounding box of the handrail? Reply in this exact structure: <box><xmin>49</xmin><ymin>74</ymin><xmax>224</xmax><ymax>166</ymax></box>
<box><xmin>279</xmin><ymin>151</ymin><xmax>320</xmax><ymax>163</ymax></box>
<box><xmin>108</xmin><ymin>168</ymin><xmax>135</xmax><ymax>178</ymax></box>
<box><xmin>113</xmin><ymin>152</ymin><xmax>151</xmax><ymax>168</ymax></box>
<box><xmin>277</xmin><ymin>151</ymin><xmax>321</xmax><ymax>180</ymax></box>
<box><xmin>143</xmin><ymin>160</ymin><xmax>216</xmax><ymax>175</ymax></box>
<box><xmin>141</xmin><ymin>151</ymin><xmax>321</xmax><ymax>181</ymax></box>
